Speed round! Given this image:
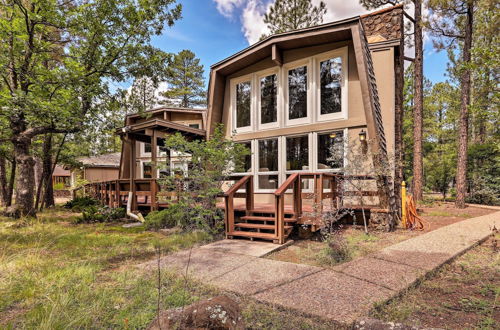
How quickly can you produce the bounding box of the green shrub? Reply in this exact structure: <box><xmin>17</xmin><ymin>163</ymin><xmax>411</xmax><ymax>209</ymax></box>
<box><xmin>319</xmin><ymin>234</ymin><xmax>352</xmax><ymax>265</ymax></box>
<box><xmin>53</xmin><ymin>182</ymin><xmax>66</xmax><ymax>190</ymax></box>
<box><xmin>64</xmin><ymin>196</ymin><xmax>98</xmax><ymax>212</ymax></box>
<box><xmin>144</xmin><ymin>203</ymin><xmax>225</xmax><ymax>234</ymax></box>
<box><xmin>74</xmin><ymin>206</ymin><xmax>126</xmax><ymax>224</ymax></box>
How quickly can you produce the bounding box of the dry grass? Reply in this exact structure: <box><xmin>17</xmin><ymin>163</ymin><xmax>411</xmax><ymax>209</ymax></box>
<box><xmin>372</xmin><ymin>234</ymin><xmax>500</xmax><ymax>329</ymax></box>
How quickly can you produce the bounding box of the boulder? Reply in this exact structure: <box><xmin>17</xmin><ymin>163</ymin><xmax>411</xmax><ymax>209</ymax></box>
<box><xmin>147</xmin><ymin>295</ymin><xmax>244</xmax><ymax>330</ymax></box>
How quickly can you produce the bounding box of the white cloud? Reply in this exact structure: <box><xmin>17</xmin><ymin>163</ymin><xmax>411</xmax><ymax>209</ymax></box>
<box><xmin>213</xmin><ymin>0</ymin><xmax>246</xmax><ymax>18</ymax></box>
<box><xmin>241</xmin><ymin>0</ymin><xmax>270</xmax><ymax>44</ymax></box>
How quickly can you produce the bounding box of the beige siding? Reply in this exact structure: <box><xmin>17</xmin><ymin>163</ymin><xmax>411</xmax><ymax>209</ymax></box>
<box><xmin>84</xmin><ymin>167</ymin><xmax>119</xmax><ymax>182</ymax></box>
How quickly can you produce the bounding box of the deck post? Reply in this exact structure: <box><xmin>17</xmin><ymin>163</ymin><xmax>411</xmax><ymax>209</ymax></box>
<box><xmin>129</xmin><ymin>135</ymin><xmax>137</xmax><ymax>211</ymax></box>
<box><xmin>151</xmin><ymin>130</ymin><xmax>158</xmax><ymax>211</ymax></box>
<box><xmin>293</xmin><ymin>175</ymin><xmax>301</xmax><ymax>220</ymax></box>
<box><xmin>115</xmin><ymin>180</ymin><xmax>120</xmax><ymax>207</ymax></box>
<box><xmin>245</xmin><ymin>177</ymin><xmax>254</xmax><ymax>215</ymax></box>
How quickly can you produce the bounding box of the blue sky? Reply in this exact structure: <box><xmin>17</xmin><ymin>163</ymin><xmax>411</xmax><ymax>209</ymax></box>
<box><xmin>149</xmin><ymin>0</ymin><xmax>450</xmax><ymax>88</ymax></box>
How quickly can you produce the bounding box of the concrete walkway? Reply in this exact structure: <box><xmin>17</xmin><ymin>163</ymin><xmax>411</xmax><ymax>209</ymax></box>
<box><xmin>143</xmin><ymin>211</ymin><xmax>500</xmax><ymax>324</ymax></box>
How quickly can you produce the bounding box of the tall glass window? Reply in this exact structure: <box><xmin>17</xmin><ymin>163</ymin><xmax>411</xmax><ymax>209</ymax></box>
<box><xmin>286</xmin><ymin>136</ymin><xmax>309</xmax><ymax>171</ymax></box>
<box><xmin>320</xmin><ymin>57</ymin><xmax>342</xmax><ymax>114</ymax></box>
<box><xmin>236</xmin><ymin>142</ymin><xmax>252</xmax><ymax>173</ymax></box>
<box><xmin>288</xmin><ymin>66</ymin><xmax>308</xmax><ymax>120</ymax></box>
<box><xmin>317</xmin><ymin>131</ymin><xmax>344</xmax><ymax>170</ymax></box>
<box><xmin>260</xmin><ymin>74</ymin><xmax>277</xmax><ymax>124</ymax></box>
<box><xmin>236</xmin><ymin>81</ymin><xmax>251</xmax><ymax>128</ymax></box>
<box><xmin>257</xmin><ymin>138</ymin><xmax>279</xmax><ymax>190</ymax></box>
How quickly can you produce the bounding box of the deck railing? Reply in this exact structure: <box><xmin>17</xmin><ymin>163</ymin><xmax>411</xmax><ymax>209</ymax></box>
<box><xmin>223</xmin><ymin>175</ymin><xmax>254</xmax><ymax>235</ymax></box>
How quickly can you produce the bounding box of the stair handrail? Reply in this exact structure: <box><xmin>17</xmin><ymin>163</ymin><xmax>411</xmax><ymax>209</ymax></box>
<box><xmin>223</xmin><ymin>175</ymin><xmax>254</xmax><ymax>236</ymax></box>
<box><xmin>274</xmin><ymin>173</ymin><xmax>301</xmax><ymax>244</ymax></box>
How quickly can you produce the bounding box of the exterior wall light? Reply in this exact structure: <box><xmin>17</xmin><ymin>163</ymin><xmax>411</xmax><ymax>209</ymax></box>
<box><xmin>359</xmin><ymin>129</ymin><xmax>367</xmax><ymax>142</ymax></box>
<box><xmin>329</xmin><ymin>132</ymin><xmax>337</xmax><ymax>139</ymax></box>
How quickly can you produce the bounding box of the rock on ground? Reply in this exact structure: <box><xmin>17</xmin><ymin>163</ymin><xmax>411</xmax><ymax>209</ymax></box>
<box><xmin>354</xmin><ymin>318</ymin><xmax>440</xmax><ymax>330</ymax></box>
<box><xmin>147</xmin><ymin>295</ymin><xmax>244</xmax><ymax>330</ymax></box>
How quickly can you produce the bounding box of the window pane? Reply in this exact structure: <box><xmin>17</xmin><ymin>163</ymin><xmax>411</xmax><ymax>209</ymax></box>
<box><xmin>143</xmin><ymin>163</ymin><xmax>152</xmax><ymax>178</ymax></box>
<box><xmin>258</xmin><ymin>174</ymin><xmax>279</xmax><ymax>190</ymax></box>
<box><xmin>320</xmin><ymin>57</ymin><xmax>342</xmax><ymax>114</ymax></box>
<box><xmin>260</xmin><ymin>74</ymin><xmax>277</xmax><ymax>124</ymax></box>
<box><xmin>236</xmin><ymin>81</ymin><xmax>251</xmax><ymax>128</ymax></box>
<box><xmin>286</xmin><ymin>136</ymin><xmax>309</xmax><ymax>171</ymax></box>
<box><xmin>288</xmin><ymin>66</ymin><xmax>307</xmax><ymax>119</ymax></box>
<box><xmin>317</xmin><ymin>131</ymin><xmax>344</xmax><ymax>169</ymax></box>
<box><xmin>144</xmin><ymin>143</ymin><xmax>152</xmax><ymax>153</ymax></box>
<box><xmin>189</xmin><ymin>123</ymin><xmax>200</xmax><ymax>129</ymax></box>
<box><xmin>236</xmin><ymin>142</ymin><xmax>252</xmax><ymax>172</ymax></box>
<box><xmin>258</xmin><ymin>139</ymin><xmax>278</xmax><ymax>172</ymax></box>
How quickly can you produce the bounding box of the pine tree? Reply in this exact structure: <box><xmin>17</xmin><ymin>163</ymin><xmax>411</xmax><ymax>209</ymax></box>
<box><xmin>426</xmin><ymin>0</ymin><xmax>475</xmax><ymax>208</ymax></box>
<box><xmin>161</xmin><ymin>50</ymin><xmax>206</xmax><ymax>108</ymax></box>
<box><xmin>128</xmin><ymin>77</ymin><xmax>159</xmax><ymax>114</ymax></box>
<box><xmin>262</xmin><ymin>0</ymin><xmax>327</xmax><ymax>38</ymax></box>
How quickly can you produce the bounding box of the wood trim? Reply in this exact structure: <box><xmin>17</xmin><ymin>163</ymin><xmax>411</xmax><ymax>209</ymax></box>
<box><xmin>272</xmin><ymin>44</ymin><xmax>282</xmax><ymax>66</ymax></box>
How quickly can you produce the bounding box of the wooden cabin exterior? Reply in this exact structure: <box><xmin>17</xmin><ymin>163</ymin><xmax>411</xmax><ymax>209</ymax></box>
<box><xmin>85</xmin><ymin>5</ymin><xmax>404</xmax><ymax>244</ymax></box>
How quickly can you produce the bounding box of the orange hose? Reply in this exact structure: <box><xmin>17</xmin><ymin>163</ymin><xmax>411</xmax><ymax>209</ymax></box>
<box><xmin>403</xmin><ymin>195</ymin><xmax>429</xmax><ymax>231</ymax></box>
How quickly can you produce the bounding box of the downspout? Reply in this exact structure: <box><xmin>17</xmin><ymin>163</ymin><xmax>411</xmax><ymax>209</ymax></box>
<box><xmin>126</xmin><ymin>191</ymin><xmax>145</xmax><ymax>222</ymax></box>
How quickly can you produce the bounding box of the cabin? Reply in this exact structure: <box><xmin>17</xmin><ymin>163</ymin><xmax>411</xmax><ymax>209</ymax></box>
<box><xmin>85</xmin><ymin>5</ymin><xmax>404</xmax><ymax>244</ymax></box>
<box><xmin>69</xmin><ymin>152</ymin><xmax>121</xmax><ymax>185</ymax></box>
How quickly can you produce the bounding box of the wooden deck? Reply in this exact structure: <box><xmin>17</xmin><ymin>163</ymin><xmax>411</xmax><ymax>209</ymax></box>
<box><xmin>83</xmin><ymin>173</ymin><xmax>386</xmax><ymax>244</ymax></box>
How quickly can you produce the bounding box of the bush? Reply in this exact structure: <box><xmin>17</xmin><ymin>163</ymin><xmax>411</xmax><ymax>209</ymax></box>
<box><xmin>74</xmin><ymin>206</ymin><xmax>126</xmax><ymax>224</ymax></box>
<box><xmin>53</xmin><ymin>182</ymin><xmax>66</xmax><ymax>190</ymax></box>
<box><xmin>144</xmin><ymin>204</ymin><xmax>186</xmax><ymax>230</ymax></box>
<box><xmin>64</xmin><ymin>196</ymin><xmax>98</xmax><ymax>212</ymax></box>
<box><xmin>144</xmin><ymin>203</ymin><xmax>225</xmax><ymax>234</ymax></box>
<box><xmin>319</xmin><ymin>234</ymin><xmax>352</xmax><ymax>265</ymax></box>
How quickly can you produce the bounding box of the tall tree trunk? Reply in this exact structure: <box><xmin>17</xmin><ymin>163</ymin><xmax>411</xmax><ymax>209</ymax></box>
<box><xmin>40</xmin><ymin>134</ymin><xmax>55</xmax><ymax>209</ymax></box>
<box><xmin>412</xmin><ymin>0</ymin><xmax>424</xmax><ymax>201</ymax></box>
<box><xmin>7</xmin><ymin>158</ymin><xmax>16</xmax><ymax>207</ymax></box>
<box><xmin>0</xmin><ymin>156</ymin><xmax>9</xmax><ymax>206</ymax></box>
<box><xmin>9</xmin><ymin>134</ymin><xmax>36</xmax><ymax>217</ymax></box>
<box><xmin>455</xmin><ymin>2</ymin><xmax>474</xmax><ymax>209</ymax></box>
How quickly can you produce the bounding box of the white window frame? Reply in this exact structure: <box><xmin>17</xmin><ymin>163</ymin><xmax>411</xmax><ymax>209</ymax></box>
<box><xmin>284</xmin><ymin>58</ymin><xmax>312</xmax><ymax>127</ymax></box>
<box><xmin>255</xmin><ymin>137</ymin><xmax>280</xmax><ymax>193</ymax></box>
<box><xmin>140</xmin><ymin>142</ymin><xmax>151</xmax><ymax>157</ymax></box>
<box><xmin>282</xmin><ymin>134</ymin><xmax>313</xmax><ymax>192</ymax></box>
<box><xmin>140</xmin><ymin>160</ymin><xmax>152</xmax><ymax>179</ymax></box>
<box><xmin>313</xmin><ymin>128</ymin><xmax>348</xmax><ymax>173</ymax></box>
<box><xmin>231</xmin><ymin>74</ymin><xmax>254</xmax><ymax>133</ymax></box>
<box><xmin>257</xmin><ymin>68</ymin><xmax>281</xmax><ymax>130</ymax></box>
<box><xmin>232</xmin><ymin>140</ymin><xmax>254</xmax><ymax>176</ymax></box>
<box><xmin>315</xmin><ymin>47</ymin><xmax>349</xmax><ymax>122</ymax></box>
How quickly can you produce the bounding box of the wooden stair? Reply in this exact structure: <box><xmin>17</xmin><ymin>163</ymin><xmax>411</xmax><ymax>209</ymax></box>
<box><xmin>227</xmin><ymin>208</ymin><xmax>297</xmax><ymax>243</ymax></box>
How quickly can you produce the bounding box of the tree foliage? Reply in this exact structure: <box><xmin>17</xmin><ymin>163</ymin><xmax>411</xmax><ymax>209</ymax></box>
<box><xmin>262</xmin><ymin>0</ymin><xmax>327</xmax><ymax>38</ymax></box>
<box><xmin>161</xmin><ymin>50</ymin><xmax>206</xmax><ymax>108</ymax></box>
<box><xmin>0</xmin><ymin>0</ymin><xmax>182</xmax><ymax>216</ymax></box>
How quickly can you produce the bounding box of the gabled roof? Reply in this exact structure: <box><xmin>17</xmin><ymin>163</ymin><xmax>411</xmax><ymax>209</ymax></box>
<box><xmin>77</xmin><ymin>152</ymin><xmax>121</xmax><ymax>168</ymax></box>
<box><xmin>125</xmin><ymin>106</ymin><xmax>206</xmax><ymax>119</ymax></box>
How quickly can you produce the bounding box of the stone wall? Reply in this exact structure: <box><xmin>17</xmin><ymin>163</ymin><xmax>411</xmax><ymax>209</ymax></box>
<box><xmin>362</xmin><ymin>6</ymin><xmax>403</xmax><ymax>43</ymax></box>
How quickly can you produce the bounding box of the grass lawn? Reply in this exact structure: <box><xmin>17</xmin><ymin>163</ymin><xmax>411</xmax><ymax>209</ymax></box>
<box><xmin>0</xmin><ymin>208</ymin><xmax>343</xmax><ymax>329</ymax></box>
<box><xmin>372</xmin><ymin>235</ymin><xmax>500</xmax><ymax>329</ymax></box>
<box><xmin>0</xmin><ymin>208</ymin><xmax>213</xmax><ymax>328</ymax></box>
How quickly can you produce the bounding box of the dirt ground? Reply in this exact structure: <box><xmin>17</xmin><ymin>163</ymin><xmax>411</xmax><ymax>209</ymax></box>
<box><xmin>373</xmin><ymin>235</ymin><xmax>500</xmax><ymax>329</ymax></box>
<box><xmin>267</xmin><ymin>203</ymin><xmax>497</xmax><ymax>268</ymax></box>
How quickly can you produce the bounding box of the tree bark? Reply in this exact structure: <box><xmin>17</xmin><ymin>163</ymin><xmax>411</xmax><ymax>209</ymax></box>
<box><xmin>455</xmin><ymin>2</ymin><xmax>474</xmax><ymax>209</ymax></box>
<box><xmin>40</xmin><ymin>134</ymin><xmax>55</xmax><ymax>209</ymax></box>
<box><xmin>9</xmin><ymin>134</ymin><xmax>36</xmax><ymax>217</ymax></box>
<box><xmin>412</xmin><ymin>0</ymin><xmax>424</xmax><ymax>201</ymax></box>
<box><xmin>0</xmin><ymin>156</ymin><xmax>9</xmax><ymax>206</ymax></box>
<box><xmin>7</xmin><ymin>158</ymin><xmax>16</xmax><ymax>207</ymax></box>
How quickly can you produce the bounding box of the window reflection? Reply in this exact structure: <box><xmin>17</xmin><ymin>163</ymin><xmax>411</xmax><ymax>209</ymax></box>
<box><xmin>288</xmin><ymin>66</ymin><xmax>307</xmax><ymax>120</ymax></box>
<box><xmin>318</xmin><ymin>131</ymin><xmax>344</xmax><ymax>169</ymax></box>
<box><xmin>236</xmin><ymin>81</ymin><xmax>251</xmax><ymax>128</ymax></box>
<box><xmin>260</xmin><ymin>74</ymin><xmax>277</xmax><ymax>124</ymax></box>
<box><xmin>286</xmin><ymin>136</ymin><xmax>309</xmax><ymax>171</ymax></box>
<box><xmin>320</xmin><ymin>57</ymin><xmax>342</xmax><ymax>114</ymax></box>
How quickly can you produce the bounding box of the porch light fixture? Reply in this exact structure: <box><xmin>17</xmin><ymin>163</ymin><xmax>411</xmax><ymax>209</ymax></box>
<box><xmin>359</xmin><ymin>129</ymin><xmax>367</xmax><ymax>141</ymax></box>
<box><xmin>121</xmin><ymin>126</ymin><xmax>131</xmax><ymax>133</ymax></box>
<box><xmin>329</xmin><ymin>132</ymin><xmax>337</xmax><ymax>139</ymax></box>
